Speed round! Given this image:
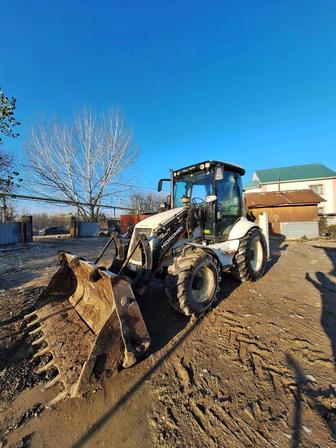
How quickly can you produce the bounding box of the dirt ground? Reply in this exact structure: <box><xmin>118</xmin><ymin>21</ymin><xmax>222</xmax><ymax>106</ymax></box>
<box><xmin>0</xmin><ymin>237</ymin><xmax>336</xmax><ymax>447</ymax></box>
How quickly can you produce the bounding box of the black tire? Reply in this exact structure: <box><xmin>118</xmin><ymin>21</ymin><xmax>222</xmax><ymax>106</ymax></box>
<box><xmin>232</xmin><ymin>227</ymin><xmax>267</xmax><ymax>282</ymax></box>
<box><xmin>164</xmin><ymin>249</ymin><xmax>220</xmax><ymax>316</ymax></box>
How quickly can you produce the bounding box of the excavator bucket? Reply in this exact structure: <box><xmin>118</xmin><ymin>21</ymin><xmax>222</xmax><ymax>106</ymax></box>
<box><xmin>25</xmin><ymin>252</ymin><xmax>151</xmax><ymax>405</ymax></box>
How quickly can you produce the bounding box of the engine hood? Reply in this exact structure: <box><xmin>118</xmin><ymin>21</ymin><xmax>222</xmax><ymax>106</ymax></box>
<box><xmin>134</xmin><ymin>207</ymin><xmax>184</xmax><ymax>231</ymax></box>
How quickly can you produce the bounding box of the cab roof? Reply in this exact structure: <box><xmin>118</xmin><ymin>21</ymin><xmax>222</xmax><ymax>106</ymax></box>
<box><xmin>173</xmin><ymin>160</ymin><xmax>245</xmax><ymax>177</ymax></box>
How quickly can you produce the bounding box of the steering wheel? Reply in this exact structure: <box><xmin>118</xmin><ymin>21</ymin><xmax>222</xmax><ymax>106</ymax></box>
<box><xmin>191</xmin><ymin>197</ymin><xmax>205</xmax><ymax>205</ymax></box>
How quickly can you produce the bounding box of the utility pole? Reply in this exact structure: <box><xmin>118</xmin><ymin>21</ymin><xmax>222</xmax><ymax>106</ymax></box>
<box><xmin>1</xmin><ymin>195</ymin><xmax>6</xmax><ymax>222</ymax></box>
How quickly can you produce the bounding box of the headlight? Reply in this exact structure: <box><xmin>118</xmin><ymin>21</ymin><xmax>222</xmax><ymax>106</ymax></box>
<box><xmin>205</xmin><ymin>162</ymin><xmax>211</xmax><ymax>168</ymax></box>
<box><xmin>199</xmin><ymin>163</ymin><xmax>205</xmax><ymax>170</ymax></box>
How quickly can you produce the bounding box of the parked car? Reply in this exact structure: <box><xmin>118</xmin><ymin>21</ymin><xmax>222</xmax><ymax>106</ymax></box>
<box><xmin>39</xmin><ymin>226</ymin><xmax>69</xmax><ymax>236</ymax></box>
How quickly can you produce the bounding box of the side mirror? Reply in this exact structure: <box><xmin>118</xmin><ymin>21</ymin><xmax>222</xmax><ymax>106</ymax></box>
<box><xmin>158</xmin><ymin>178</ymin><xmax>170</xmax><ymax>192</ymax></box>
<box><xmin>205</xmin><ymin>195</ymin><xmax>217</xmax><ymax>203</ymax></box>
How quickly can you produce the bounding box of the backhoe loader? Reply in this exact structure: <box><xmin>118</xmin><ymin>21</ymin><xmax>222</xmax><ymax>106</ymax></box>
<box><xmin>26</xmin><ymin>160</ymin><xmax>269</xmax><ymax>404</ymax></box>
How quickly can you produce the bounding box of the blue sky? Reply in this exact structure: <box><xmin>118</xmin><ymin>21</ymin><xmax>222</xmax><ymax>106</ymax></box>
<box><xmin>1</xmin><ymin>0</ymin><xmax>336</xmax><ymax>198</ymax></box>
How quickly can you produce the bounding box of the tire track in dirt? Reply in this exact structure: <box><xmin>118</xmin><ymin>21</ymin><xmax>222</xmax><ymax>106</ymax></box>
<box><xmin>149</xmin><ymin>282</ymin><xmax>336</xmax><ymax>448</ymax></box>
<box><xmin>149</xmin><ymin>309</ymin><xmax>291</xmax><ymax>447</ymax></box>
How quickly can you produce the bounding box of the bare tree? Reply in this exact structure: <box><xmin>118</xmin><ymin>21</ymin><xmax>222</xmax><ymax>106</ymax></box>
<box><xmin>129</xmin><ymin>191</ymin><xmax>167</xmax><ymax>213</ymax></box>
<box><xmin>26</xmin><ymin>110</ymin><xmax>137</xmax><ymax>220</ymax></box>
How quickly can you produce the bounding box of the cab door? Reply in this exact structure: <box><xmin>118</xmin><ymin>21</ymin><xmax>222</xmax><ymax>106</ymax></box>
<box><xmin>216</xmin><ymin>172</ymin><xmax>243</xmax><ymax>238</ymax></box>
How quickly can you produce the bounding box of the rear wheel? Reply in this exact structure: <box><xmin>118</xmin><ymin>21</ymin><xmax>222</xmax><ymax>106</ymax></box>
<box><xmin>165</xmin><ymin>249</ymin><xmax>220</xmax><ymax>316</ymax></box>
<box><xmin>232</xmin><ymin>227</ymin><xmax>267</xmax><ymax>282</ymax></box>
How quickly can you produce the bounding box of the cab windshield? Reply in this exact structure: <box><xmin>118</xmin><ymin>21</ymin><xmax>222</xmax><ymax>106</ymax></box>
<box><xmin>173</xmin><ymin>171</ymin><xmax>214</xmax><ymax>207</ymax></box>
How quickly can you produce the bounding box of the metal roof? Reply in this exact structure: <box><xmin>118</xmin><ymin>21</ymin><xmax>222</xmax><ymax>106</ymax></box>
<box><xmin>255</xmin><ymin>163</ymin><xmax>336</xmax><ymax>183</ymax></box>
<box><xmin>245</xmin><ymin>189</ymin><xmax>326</xmax><ymax>208</ymax></box>
<box><xmin>244</xmin><ymin>179</ymin><xmax>260</xmax><ymax>190</ymax></box>
<box><xmin>174</xmin><ymin>161</ymin><xmax>245</xmax><ymax>176</ymax></box>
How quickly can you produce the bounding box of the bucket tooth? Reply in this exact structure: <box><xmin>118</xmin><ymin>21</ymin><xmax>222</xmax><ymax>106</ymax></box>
<box><xmin>46</xmin><ymin>390</ymin><xmax>69</xmax><ymax>408</ymax></box>
<box><xmin>37</xmin><ymin>360</ymin><xmax>57</xmax><ymax>374</ymax></box>
<box><xmin>32</xmin><ymin>335</ymin><xmax>48</xmax><ymax>346</ymax></box>
<box><xmin>25</xmin><ymin>310</ymin><xmax>38</xmax><ymax>319</ymax></box>
<box><xmin>29</xmin><ymin>326</ymin><xmax>43</xmax><ymax>336</ymax></box>
<box><xmin>27</xmin><ymin>318</ymin><xmax>41</xmax><ymax>328</ymax></box>
<box><xmin>33</xmin><ymin>346</ymin><xmax>51</xmax><ymax>358</ymax></box>
<box><xmin>42</xmin><ymin>374</ymin><xmax>63</xmax><ymax>391</ymax></box>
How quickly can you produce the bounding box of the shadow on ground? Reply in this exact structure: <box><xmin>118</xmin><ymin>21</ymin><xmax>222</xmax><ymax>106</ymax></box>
<box><xmin>288</xmin><ymin>244</ymin><xmax>336</xmax><ymax>447</ymax></box>
<box><xmin>306</xmin><ymin>272</ymin><xmax>336</xmax><ymax>371</ymax></box>
<box><xmin>306</xmin><ymin>244</ymin><xmax>336</xmax><ymax>371</ymax></box>
<box><xmin>70</xmin><ymin>317</ymin><xmax>203</xmax><ymax>448</ymax></box>
<box><xmin>138</xmin><ymin>268</ymin><xmax>240</xmax><ymax>359</ymax></box>
<box><xmin>287</xmin><ymin>354</ymin><xmax>336</xmax><ymax>448</ymax></box>
<box><xmin>314</xmin><ymin>245</ymin><xmax>336</xmax><ymax>276</ymax></box>
<box><xmin>264</xmin><ymin>236</ymin><xmax>288</xmax><ymax>274</ymax></box>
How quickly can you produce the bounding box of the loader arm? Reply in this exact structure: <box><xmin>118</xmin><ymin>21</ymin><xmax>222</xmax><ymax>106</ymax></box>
<box><xmin>151</xmin><ymin>207</ymin><xmax>189</xmax><ymax>265</ymax></box>
<box><xmin>124</xmin><ymin>205</ymin><xmax>205</xmax><ymax>286</ymax></box>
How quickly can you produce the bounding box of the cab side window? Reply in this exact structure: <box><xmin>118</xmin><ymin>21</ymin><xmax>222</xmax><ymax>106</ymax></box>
<box><xmin>216</xmin><ymin>172</ymin><xmax>242</xmax><ymax>237</ymax></box>
<box><xmin>217</xmin><ymin>172</ymin><xmax>241</xmax><ymax>216</ymax></box>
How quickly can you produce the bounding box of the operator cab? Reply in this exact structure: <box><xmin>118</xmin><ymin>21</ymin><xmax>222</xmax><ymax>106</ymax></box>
<box><xmin>158</xmin><ymin>160</ymin><xmax>245</xmax><ymax>241</ymax></box>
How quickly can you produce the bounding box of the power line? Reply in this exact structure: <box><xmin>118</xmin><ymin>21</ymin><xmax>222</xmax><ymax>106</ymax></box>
<box><xmin>24</xmin><ymin>180</ymin><xmax>168</xmax><ymax>196</ymax></box>
<box><xmin>110</xmin><ymin>181</ymin><xmax>169</xmax><ymax>193</ymax></box>
<box><xmin>2</xmin><ymin>192</ymin><xmax>134</xmax><ymax>212</ymax></box>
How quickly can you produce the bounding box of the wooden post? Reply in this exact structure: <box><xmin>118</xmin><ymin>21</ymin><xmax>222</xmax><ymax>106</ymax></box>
<box><xmin>21</xmin><ymin>216</ymin><xmax>33</xmax><ymax>242</ymax></box>
<box><xmin>70</xmin><ymin>216</ymin><xmax>78</xmax><ymax>238</ymax></box>
<box><xmin>259</xmin><ymin>212</ymin><xmax>270</xmax><ymax>259</ymax></box>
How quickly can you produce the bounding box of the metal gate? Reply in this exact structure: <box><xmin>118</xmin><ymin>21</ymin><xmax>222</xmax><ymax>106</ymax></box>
<box><xmin>77</xmin><ymin>221</ymin><xmax>99</xmax><ymax>237</ymax></box>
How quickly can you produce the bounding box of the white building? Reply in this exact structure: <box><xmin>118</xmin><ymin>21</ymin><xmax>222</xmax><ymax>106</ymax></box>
<box><xmin>244</xmin><ymin>163</ymin><xmax>336</xmax><ymax>223</ymax></box>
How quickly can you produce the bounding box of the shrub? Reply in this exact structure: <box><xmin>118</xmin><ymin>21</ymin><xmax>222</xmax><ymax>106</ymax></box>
<box><xmin>326</xmin><ymin>224</ymin><xmax>336</xmax><ymax>239</ymax></box>
<box><xmin>319</xmin><ymin>216</ymin><xmax>328</xmax><ymax>235</ymax></box>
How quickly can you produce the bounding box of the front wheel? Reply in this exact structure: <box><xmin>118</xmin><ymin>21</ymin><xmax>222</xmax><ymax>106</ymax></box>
<box><xmin>164</xmin><ymin>249</ymin><xmax>220</xmax><ymax>316</ymax></box>
<box><xmin>232</xmin><ymin>228</ymin><xmax>267</xmax><ymax>282</ymax></box>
